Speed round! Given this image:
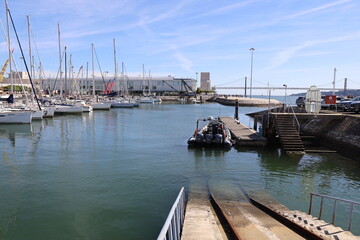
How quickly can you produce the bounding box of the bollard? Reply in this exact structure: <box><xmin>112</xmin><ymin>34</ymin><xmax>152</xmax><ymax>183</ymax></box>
<box><xmin>234</xmin><ymin>99</ymin><xmax>239</xmax><ymax>120</ymax></box>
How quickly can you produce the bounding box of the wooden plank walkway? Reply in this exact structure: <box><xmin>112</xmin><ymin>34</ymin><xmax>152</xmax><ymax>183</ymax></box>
<box><xmin>219</xmin><ymin>116</ymin><xmax>267</xmax><ymax>146</ymax></box>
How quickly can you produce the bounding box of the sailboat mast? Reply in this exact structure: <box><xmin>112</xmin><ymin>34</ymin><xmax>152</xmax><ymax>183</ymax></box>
<box><xmin>86</xmin><ymin>61</ymin><xmax>89</xmax><ymax>94</ymax></box>
<box><xmin>92</xmin><ymin>43</ymin><xmax>95</xmax><ymax>97</ymax></box>
<box><xmin>113</xmin><ymin>38</ymin><xmax>119</xmax><ymax>94</ymax></box>
<box><xmin>58</xmin><ymin>23</ymin><xmax>62</xmax><ymax>97</ymax></box>
<box><xmin>148</xmin><ymin>69</ymin><xmax>151</xmax><ymax>95</ymax></box>
<box><xmin>69</xmin><ymin>53</ymin><xmax>73</xmax><ymax>94</ymax></box>
<box><xmin>64</xmin><ymin>46</ymin><xmax>67</xmax><ymax>95</ymax></box>
<box><xmin>5</xmin><ymin>0</ymin><xmax>13</xmax><ymax>93</ymax></box>
<box><xmin>142</xmin><ymin>64</ymin><xmax>145</xmax><ymax>95</ymax></box>
<box><xmin>32</xmin><ymin>56</ymin><xmax>35</xmax><ymax>79</ymax></box>
<box><xmin>113</xmin><ymin>39</ymin><xmax>117</xmax><ymax>78</ymax></box>
<box><xmin>27</xmin><ymin>15</ymin><xmax>33</xmax><ymax>79</ymax></box>
<box><xmin>122</xmin><ymin>62</ymin><xmax>126</xmax><ymax>96</ymax></box>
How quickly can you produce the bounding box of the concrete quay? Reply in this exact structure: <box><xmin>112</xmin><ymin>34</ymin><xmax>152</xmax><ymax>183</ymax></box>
<box><xmin>181</xmin><ymin>188</ymin><xmax>227</xmax><ymax>240</ymax></box>
<box><xmin>181</xmin><ymin>197</ymin><xmax>226</xmax><ymax>240</ymax></box>
<box><xmin>248</xmin><ymin>107</ymin><xmax>360</xmax><ymax>159</ymax></box>
<box><xmin>214</xmin><ymin>96</ymin><xmax>282</xmax><ymax>106</ymax></box>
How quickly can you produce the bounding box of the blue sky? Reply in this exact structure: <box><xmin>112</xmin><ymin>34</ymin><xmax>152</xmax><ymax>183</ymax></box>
<box><xmin>1</xmin><ymin>0</ymin><xmax>360</xmax><ymax>95</ymax></box>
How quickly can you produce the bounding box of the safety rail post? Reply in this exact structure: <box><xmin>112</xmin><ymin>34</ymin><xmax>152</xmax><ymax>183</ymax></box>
<box><xmin>319</xmin><ymin>197</ymin><xmax>324</xmax><ymax>220</ymax></box>
<box><xmin>309</xmin><ymin>192</ymin><xmax>360</xmax><ymax>232</ymax></box>
<box><xmin>308</xmin><ymin>194</ymin><xmax>313</xmax><ymax>215</ymax></box>
<box><xmin>332</xmin><ymin>200</ymin><xmax>337</xmax><ymax>225</ymax></box>
<box><xmin>157</xmin><ymin>187</ymin><xmax>186</xmax><ymax>240</ymax></box>
<box><xmin>348</xmin><ymin>204</ymin><xmax>354</xmax><ymax>231</ymax></box>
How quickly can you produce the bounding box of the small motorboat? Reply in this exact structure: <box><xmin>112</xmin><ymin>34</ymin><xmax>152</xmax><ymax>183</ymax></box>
<box><xmin>188</xmin><ymin>117</ymin><xmax>232</xmax><ymax>149</ymax></box>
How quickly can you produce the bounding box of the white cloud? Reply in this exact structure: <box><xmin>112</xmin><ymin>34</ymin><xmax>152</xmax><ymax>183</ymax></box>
<box><xmin>284</xmin><ymin>0</ymin><xmax>352</xmax><ymax>20</ymax></box>
<box><xmin>173</xmin><ymin>51</ymin><xmax>193</xmax><ymax>72</ymax></box>
<box><xmin>136</xmin><ymin>0</ymin><xmax>194</xmax><ymax>27</ymax></box>
<box><xmin>196</xmin><ymin>0</ymin><xmax>257</xmax><ymax>18</ymax></box>
<box><xmin>268</xmin><ymin>32</ymin><xmax>360</xmax><ymax>69</ymax></box>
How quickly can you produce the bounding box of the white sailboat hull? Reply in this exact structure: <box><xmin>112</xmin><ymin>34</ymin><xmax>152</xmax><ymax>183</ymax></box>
<box><xmin>137</xmin><ymin>98</ymin><xmax>162</xmax><ymax>104</ymax></box>
<box><xmin>82</xmin><ymin>105</ymin><xmax>93</xmax><ymax>112</ymax></box>
<box><xmin>111</xmin><ymin>101</ymin><xmax>136</xmax><ymax>108</ymax></box>
<box><xmin>43</xmin><ymin>107</ymin><xmax>55</xmax><ymax>118</ymax></box>
<box><xmin>54</xmin><ymin>105</ymin><xmax>83</xmax><ymax>114</ymax></box>
<box><xmin>31</xmin><ymin>110</ymin><xmax>44</xmax><ymax>120</ymax></box>
<box><xmin>91</xmin><ymin>102</ymin><xmax>111</xmax><ymax>110</ymax></box>
<box><xmin>137</xmin><ymin>99</ymin><xmax>155</xmax><ymax>104</ymax></box>
<box><xmin>0</xmin><ymin>111</ymin><xmax>32</xmax><ymax>124</ymax></box>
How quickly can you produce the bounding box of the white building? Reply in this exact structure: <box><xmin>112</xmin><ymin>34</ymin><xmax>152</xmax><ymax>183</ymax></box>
<box><xmin>40</xmin><ymin>75</ymin><xmax>197</xmax><ymax>95</ymax></box>
<box><xmin>200</xmin><ymin>72</ymin><xmax>211</xmax><ymax>91</ymax></box>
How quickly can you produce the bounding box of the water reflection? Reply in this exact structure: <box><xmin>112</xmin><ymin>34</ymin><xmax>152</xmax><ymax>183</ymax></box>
<box><xmin>1</xmin><ymin>104</ymin><xmax>360</xmax><ymax>238</ymax></box>
<box><xmin>0</xmin><ymin>124</ymin><xmax>33</xmax><ymax>147</ymax></box>
<box><xmin>187</xmin><ymin>147</ymin><xmax>229</xmax><ymax>158</ymax></box>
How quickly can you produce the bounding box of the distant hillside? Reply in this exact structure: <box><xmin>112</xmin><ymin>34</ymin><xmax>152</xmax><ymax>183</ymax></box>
<box><xmin>291</xmin><ymin>89</ymin><xmax>360</xmax><ymax>97</ymax></box>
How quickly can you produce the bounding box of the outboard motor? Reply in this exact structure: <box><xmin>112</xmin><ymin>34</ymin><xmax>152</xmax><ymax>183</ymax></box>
<box><xmin>214</xmin><ymin>133</ymin><xmax>223</xmax><ymax>144</ymax></box>
<box><xmin>195</xmin><ymin>133</ymin><xmax>204</xmax><ymax>143</ymax></box>
<box><xmin>205</xmin><ymin>133</ymin><xmax>213</xmax><ymax>144</ymax></box>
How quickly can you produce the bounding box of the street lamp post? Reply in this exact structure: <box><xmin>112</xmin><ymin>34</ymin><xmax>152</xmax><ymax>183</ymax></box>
<box><xmin>249</xmin><ymin>48</ymin><xmax>255</xmax><ymax>98</ymax></box>
<box><xmin>283</xmin><ymin>84</ymin><xmax>287</xmax><ymax>112</ymax></box>
<box><xmin>333</xmin><ymin>67</ymin><xmax>337</xmax><ymax>96</ymax></box>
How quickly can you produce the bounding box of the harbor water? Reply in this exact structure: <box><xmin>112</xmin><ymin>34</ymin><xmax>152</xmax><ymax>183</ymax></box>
<box><xmin>1</xmin><ymin>102</ymin><xmax>359</xmax><ymax>239</ymax></box>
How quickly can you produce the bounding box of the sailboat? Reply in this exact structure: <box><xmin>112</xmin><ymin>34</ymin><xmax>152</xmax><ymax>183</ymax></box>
<box><xmin>0</xmin><ymin>95</ymin><xmax>32</xmax><ymax>124</ymax></box>
<box><xmin>106</xmin><ymin>39</ymin><xmax>137</xmax><ymax>108</ymax></box>
<box><xmin>4</xmin><ymin>3</ymin><xmax>42</xmax><ymax>122</ymax></box>
<box><xmin>89</xmin><ymin>43</ymin><xmax>111</xmax><ymax>110</ymax></box>
<box><xmin>136</xmin><ymin>65</ymin><xmax>162</xmax><ymax>104</ymax></box>
<box><xmin>52</xmin><ymin>24</ymin><xmax>83</xmax><ymax>114</ymax></box>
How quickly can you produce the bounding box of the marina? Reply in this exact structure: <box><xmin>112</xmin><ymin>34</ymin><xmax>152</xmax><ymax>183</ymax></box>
<box><xmin>1</xmin><ymin>102</ymin><xmax>360</xmax><ymax>239</ymax></box>
<box><xmin>1</xmin><ymin>1</ymin><xmax>360</xmax><ymax>239</ymax></box>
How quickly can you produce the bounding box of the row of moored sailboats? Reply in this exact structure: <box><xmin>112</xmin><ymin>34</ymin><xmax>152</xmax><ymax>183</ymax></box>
<box><xmin>0</xmin><ymin>94</ymin><xmax>162</xmax><ymax>124</ymax></box>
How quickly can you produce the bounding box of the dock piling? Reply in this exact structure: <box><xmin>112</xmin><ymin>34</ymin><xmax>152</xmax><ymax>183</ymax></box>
<box><xmin>234</xmin><ymin>99</ymin><xmax>239</xmax><ymax>120</ymax></box>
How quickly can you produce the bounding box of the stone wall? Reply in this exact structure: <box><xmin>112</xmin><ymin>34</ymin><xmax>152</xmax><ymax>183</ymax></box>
<box><xmin>298</xmin><ymin>115</ymin><xmax>360</xmax><ymax>160</ymax></box>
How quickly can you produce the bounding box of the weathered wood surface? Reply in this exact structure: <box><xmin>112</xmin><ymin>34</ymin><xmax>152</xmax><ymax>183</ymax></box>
<box><xmin>220</xmin><ymin>116</ymin><xmax>267</xmax><ymax>146</ymax></box>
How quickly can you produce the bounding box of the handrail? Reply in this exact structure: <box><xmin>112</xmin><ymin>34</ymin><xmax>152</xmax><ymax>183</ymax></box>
<box><xmin>308</xmin><ymin>192</ymin><xmax>360</xmax><ymax>231</ymax></box>
<box><xmin>286</xmin><ymin>95</ymin><xmax>301</xmax><ymax>134</ymax></box>
<box><xmin>157</xmin><ymin>187</ymin><xmax>186</xmax><ymax>240</ymax></box>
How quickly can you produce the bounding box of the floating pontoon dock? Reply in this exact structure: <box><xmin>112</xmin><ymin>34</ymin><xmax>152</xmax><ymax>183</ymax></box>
<box><xmin>219</xmin><ymin>116</ymin><xmax>267</xmax><ymax>147</ymax></box>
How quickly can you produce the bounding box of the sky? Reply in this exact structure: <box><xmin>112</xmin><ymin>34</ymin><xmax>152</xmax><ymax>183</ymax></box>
<box><xmin>1</xmin><ymin>0</ymin><xmax>360</xmax><ymax>95</ymax></box>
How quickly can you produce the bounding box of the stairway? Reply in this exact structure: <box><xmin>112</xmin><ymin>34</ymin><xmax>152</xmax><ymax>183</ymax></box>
<box><xmin>275</xmin><ymin>114</ymin><xmax>305</xmax><ymax>154</ymax></box>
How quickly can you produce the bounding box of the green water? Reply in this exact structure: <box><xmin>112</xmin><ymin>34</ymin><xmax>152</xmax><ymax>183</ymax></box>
<box><xmin>0</xmin><ymin>103</ymin><xmax>359</xmax><ymax>239</ymax></box>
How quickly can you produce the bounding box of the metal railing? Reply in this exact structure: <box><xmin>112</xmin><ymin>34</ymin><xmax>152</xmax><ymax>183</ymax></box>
<box><xmin>286</xmin><ymin>96</ymin><xmax>301</xmax><ymax>134</ymax></box>
<box><xmin>157</xmin><ymin>187</ymin><xmax>186</xmax><ymax>240</ymax></box>
<box><xmin>308</xmin><ymin>192</ymin><xmax>360</xmax><ymax>231</ymax></box>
